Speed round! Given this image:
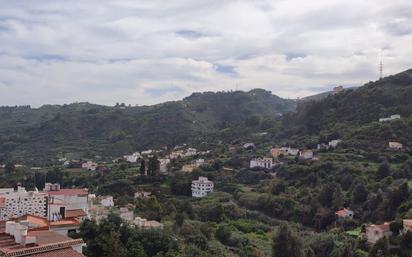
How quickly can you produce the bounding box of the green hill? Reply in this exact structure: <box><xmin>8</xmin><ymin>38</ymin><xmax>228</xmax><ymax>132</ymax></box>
<box><xmin>0</xmin><ymin>89</ymin><xmax>296</xmax><ymax>162</ymax></box>
<box><xmin>280</xmin><ymin>69</ymin><xmax>412</xmax><ymax>150</ymax></box>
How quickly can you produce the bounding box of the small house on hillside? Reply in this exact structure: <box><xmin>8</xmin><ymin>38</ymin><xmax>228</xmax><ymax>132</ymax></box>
<box><xmin>379</xmin><ymin>114</ymin><xmax>400</xmax><ymax>122</ymax></box>
<box><xmin>82</xmin><ymin>161</ymin><xmax>97</xmax><ymax>171</ymax></box>
<box><xmin>159</xmin><ymin>158</ymin><xmax>170</xmax><ymax>173</ymax></box>
<box><xmin>329</xmin><ymin>139</ymin><xmax>342</xmax><ymax>148</ymax></box>
<box><xmin>134</xmin><ymin>191</ymin><xmax>152</xmax><ymax>199</ymax></box>
<box><xmin>299</xmin><ymin>150</ymin><xmax>314</xmax><ymax>160</ymax></box>
<box><xmin>100</xmin><ymin>196</ymin><xmax>114</xmax><ymax>207</ymax></box>
<box><xmin>335</xmin><ymin>208</ymin><xmax>353</xmax><ymax>219</ymax></box>
<box><xmin>134</xmin><ymin>217</ymin><xmax>164</xmax><ymax>230</ymax></box>
<box><xmin>403</xmin><ymin>219</ymin><xmax>412</xmax><ymax>233</ymax></box>
<box><xmin>124</xmin><ymin>152</ymin><xmax>142</xmax><ymax>163</ymax></box>
<box><xmin>250</xmin><ymin>157</ymin><xmax>274</xmax><ymax>169</ymax></box>
<box><xmin>389</xmin><ymin>141</ymin><xmax>403</xmax><ymax>150</ymax></box>
<box><xmin>365</xmin><ymin>222</ymin><xmax>392</xmax><ymax>244</ymax></box>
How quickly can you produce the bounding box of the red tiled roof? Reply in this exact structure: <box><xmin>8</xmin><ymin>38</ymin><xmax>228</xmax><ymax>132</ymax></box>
<box><xmin>0</xmin><ymin>232</ymin><xmax>84</xmax><ymax>257</ymax></box>
<box><xmin>335</xmin><ymin>208</ymin><xmax>352</xmax><ymax>217</ymax></box>
<box><xmin>65</xmin><ymin>209</ymin><xmax>86</xmax><ymax>219</ymax></box>
<box><xmin>25</xmin><ymin>247</ymin><xmax>84</xmax><ymax>257</ymax></box>
<box><xmin>27</xmin><ymin>231</ymin><xmax>73</xmax><ymax>245</ymax></box>
<box><xmin>46</xmin><ymin>189</ymin><xmax>88</xmax><ymax>196</ymax></box>
<box><xmin>21</xmin><ymin>215</ymin><xmax>49</xmax><ymax>229</ymax></box>
<box><xmin>375</xmin><ymin>223</ymin><xmax>391</xmax><ymax>231</ymax></box>
<box><xmin>50</xmin><ymin>219</ymin><xmax>80</xmax><ymax>228</ymax></box>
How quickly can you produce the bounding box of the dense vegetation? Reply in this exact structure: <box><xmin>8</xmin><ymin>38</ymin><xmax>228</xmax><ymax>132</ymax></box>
<box><xmin>281</xmin><ymin>69</ymin><xmax>412</xmax><ymax>150</ymax></box>
<box><xmin>0</xmin><ymin>89</ymin><xmax>295</xmax><ymax>164</ymax></box>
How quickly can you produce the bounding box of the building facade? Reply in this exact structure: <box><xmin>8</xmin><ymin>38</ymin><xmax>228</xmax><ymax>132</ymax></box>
<box><xmin>0</xmin><ymin>187</ymin><xmax>48</xmax><ymax>221</ymax></box>
<box><xmin>389</xmin><ymin>141</ymin><xmax>403</xmax><ymax>150</ymax></box>
<box><xmin>44</xmin><ymin>183</ymin><xmax>88</xmax><ymax>221</ymax></box>
<box><xmin>250</xmin><ymin>157</ymin><xmax>274</xmax><ymax>169</ymax></box>
<box><xmin>191</xmin><ymin>177</ymin><xmax>214</xmax><ymax>198</ymax></box>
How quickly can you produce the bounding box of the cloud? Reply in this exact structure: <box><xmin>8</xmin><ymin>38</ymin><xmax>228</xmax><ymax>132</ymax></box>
<box><xmin>144</xmin><ymin>86</ymin><xmax>187</xmax><ymax>97</ymax></box>
<box><xmin>0</xmin><ymin>0</ymin><xmax>411</xmax><ymax>106</ymax></box>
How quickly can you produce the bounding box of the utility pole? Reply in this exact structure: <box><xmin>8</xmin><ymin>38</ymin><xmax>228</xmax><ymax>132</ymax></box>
<box><xmin>379</xmin><ymin>59</ymin><xmax>383</xmax><ymax>80</ymax></box>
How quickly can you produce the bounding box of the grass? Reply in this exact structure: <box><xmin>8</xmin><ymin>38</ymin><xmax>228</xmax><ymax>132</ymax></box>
<box><xmin>345</xmin><ymin>227</ymin><xmax>361</xmax><ymax>237</ymax></box>
<box><xmin>408</xmin><ymin>180</ymin><xmax>412</xmax><ymax>189</ymax></box>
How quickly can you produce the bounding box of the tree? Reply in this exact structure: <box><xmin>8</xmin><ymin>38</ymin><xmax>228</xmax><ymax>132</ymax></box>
<box><xmin>377</xmin><ymin>162</ymin><xmax>391</xmax><ymax>180</ymax></box>
<box><xmin>389</xmin><ymin>219</ymin><xmax>403</xmax><ymax>236</ymax></box>
<box><xmin>46</xmin><ymin>168</ymin><xmax>63</xmax><ymax>184</ymax></box>
<box><xmin>369</xmin><ymin>237</ymin><xmax>389</xmax><ymax>257</ymax></box>
<box><xmin>400</xmin><ymin>230</ymin><xmax>412</xmax><ymax>257</ymax></box>
<box><xmin>272</xmin><ymin>223</ymin><xmax>304</xmax><ymax>257</ymax></box>
<box><xmin>333</xmin><ymin>185</ymin><xmax>344</xmax><ymax>209</ymax></box>
<box><xmin>352</xmin><ymin>184</ymin><xmax>368</xmax><ymax>204</ymax></box>
<box><xmin>318</xmin><ymin>183</ymin><xmax>336</xmax><ymax>207</ymax></box>
<box><xmin>140</xmin><ymin>159</ymin><xmax>146</xmax><ymax>176</ymax></box>
<box><xmin>174</xmin><ymin>212</ymin><xmax>184</xmax><ymax>228</ymax></box>
<box><xmin>4</xmin><ymin>162</ymin><xmax>15</xmax><ymax>174</ymax></box>
<box><xmin>215</xmin><ymin>225</ymin><xmax>232</xmax><ymax>245</ymax></box>
<box><xmin>147</xmin><ymin>156</ymin><xmax>159</xmax><ymax>176</ymax></box>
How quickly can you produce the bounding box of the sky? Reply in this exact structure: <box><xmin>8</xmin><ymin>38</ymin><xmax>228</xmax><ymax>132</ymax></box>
<box><xmin>0</xmin><ymin>0</ymin><xmax>411</xmax><ymax>107</ymax></box>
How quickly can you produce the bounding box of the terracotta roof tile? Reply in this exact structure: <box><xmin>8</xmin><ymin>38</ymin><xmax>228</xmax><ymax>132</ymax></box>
<box><xmin>65</xmin><ymin>209</ymin><xmax>86</xmax><ymax>219</ymax></box>
<box><xmin>27</xmin><ymin>231</ymin><xmax>72</xmax><ymax>245</ymax></box>
<box><xmin>47</xmin><ymin>189</ymin><xmax>88</xmax><ymax>196</ymax></box>
<box><xmin>19</xmin><ymin>247</ymin><xmax>84</xmax><ymax>257</ymax></box>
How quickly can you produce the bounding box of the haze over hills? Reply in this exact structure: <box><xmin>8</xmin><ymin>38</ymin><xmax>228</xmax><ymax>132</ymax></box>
<box><xmin>0</xmin><ymin>69</ymin><xmax>411</xmax><ymax>163</ymax></box>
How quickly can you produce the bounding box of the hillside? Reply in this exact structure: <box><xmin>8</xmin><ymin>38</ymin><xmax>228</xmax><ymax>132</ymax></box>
<box><xmin>280</xmin><ymin>69</ymin><xmax>412</xmax><ymax>150</ymax></box>
<box><xmin>0</xmin><ymin>89</ymin><xmax>296</xmax><ymax>162</ymax></box>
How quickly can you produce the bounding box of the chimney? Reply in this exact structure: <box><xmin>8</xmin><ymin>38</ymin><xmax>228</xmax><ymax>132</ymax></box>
<box><xmin>5</xmin><ymin>221</ymin><xmax>16</xmax><ymax>234</ymax></box>
<box><xmin>14</xmin><ymin>224</ymin><xmax>28</xmax><ymax>244</ymax></box>
<box><xmin>44</xmin><ymin>183</ymin><xmax>51</xmax><ymax>191</ymax></box>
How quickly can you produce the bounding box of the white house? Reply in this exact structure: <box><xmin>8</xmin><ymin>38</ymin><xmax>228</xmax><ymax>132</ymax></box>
<box><xmin>299</xmin><ymin>150</ymin><xmax>314</xmax><ymax>160</ymax></box>
<box><xmin>287</xmin><ymin>148</ymin><xmax>299</xmax><ymax>156</ymax></box>
<box><xmin>0</xmin><ymin>187</ymin><xmax>48</xmax><ymax>221</ymax></box>
<box><xmin>159</xmin><ymin>158</ymin><xmax>171</xmax><ymax>173</ymax></box>
<box><xmin>379</xmin><ymin>114</ymin><xmax>401</xmax><ymax>122</ymax></box>
<box><xmin>44</xmin><ymin>183</ymin><xmax>89</xmax><ymax>221</ymax></box>
<box><xmin>250</xmin><ymin>158</ymin><xmax>274</xmax><ymax>169</ymax></box>
<box><xmin>195</xmin><ymin>159</ymin><xmax>205</xmax><ymax>166</ymax></box>
<box><xmin>389</xmin><ymin>141</ymin><xmax>403</xmax><ymax>150</ymax></box>
<box><xmin>141</xmin><ymin>150</ymin><xmax>153</xmax><ymax>155</ymax></box>
<box><xmin>169</xmin><ymin>150</ymin><xmax>184</xmax><ymax>159</ymax></box>
<box><xmin>82</xmin><ymin>161</ymin><xmax>97</xmax><ymax>171</ymax></box>
<box><xmin>124</xmin><ymin>152</ymin><xmax>142</xmax><ymax>163</ymax></box>
<box><xmin>191</xmin><ymin>177</ymin><xmax>214</xmax><ymax>198</ymax></box>
<box><xmin>100</xmin><ymin>196</ymin><xmax>114</xmax><ymax>207</ymax></box>
<box><xmin>185</xmin><ymin>148</ymin><xmax>197</xmax><ymax>157</ymax></box>
<box><xmin>328</xmin><ymin>139</ymin><xmax>342</xmax><ymax>148</ymax></box>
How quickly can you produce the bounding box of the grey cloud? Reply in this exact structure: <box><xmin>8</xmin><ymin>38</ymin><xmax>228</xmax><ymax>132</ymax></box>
<box><xmin>0</xmin><ymin>0</ymin><xmax>411</xmax><ymax>106</ymax></box>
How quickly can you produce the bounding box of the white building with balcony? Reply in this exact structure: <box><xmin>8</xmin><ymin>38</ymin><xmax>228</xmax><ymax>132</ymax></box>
<box><xmin>0</xmin><ymin>187</ymin><xmax>48</xmax><ymax>221</ymax></box>
<box><xmin>250</xmin><ymin>157</ymin><xmax>274</xmax><ymax>169</ymax></box>
<box><xmin>191</xmin><ymin>177</ymin><xmax>214</xmax><ymax>198</ymax></box>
